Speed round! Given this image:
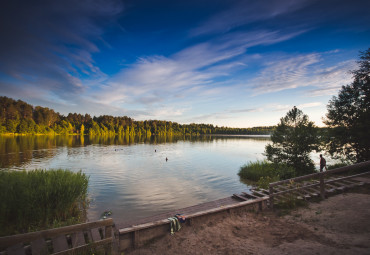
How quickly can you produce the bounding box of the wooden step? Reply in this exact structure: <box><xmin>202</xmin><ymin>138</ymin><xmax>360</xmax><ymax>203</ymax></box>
<box><xmin>232</xmin><ymin>194</ymin><xmax>249</xmax><ymax>201</ymax></box>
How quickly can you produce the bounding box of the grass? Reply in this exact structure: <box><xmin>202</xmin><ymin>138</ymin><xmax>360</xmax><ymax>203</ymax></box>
<box><xmin>238</xmin><ymin>160</ymin><xmax>295</xmax><ymax>182</ymax></box>
<box><xmin>0</xmin><ymin>169</ymin><xmax>89</xmax><ymax>237</ymax></box>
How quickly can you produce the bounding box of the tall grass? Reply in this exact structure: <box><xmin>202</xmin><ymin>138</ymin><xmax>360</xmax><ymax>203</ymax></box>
<box><xmin>0</xmin><ymin>169</ymin><xmax>89</xmax><ymax>237</ymax></box>
<box><xmin>238</xmin><ymin>160</ymin><xmax>295</xmax><ymax>182</ymax></box>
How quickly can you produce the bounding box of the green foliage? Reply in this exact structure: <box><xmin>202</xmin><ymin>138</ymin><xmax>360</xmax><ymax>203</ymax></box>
<box><xmin>0</xmin><ymin>169</ymin><xmax>89</xmax><ymax>236</ymax></box>
<box><xmin>238</xmin><ymin>160</ymin><xmax>295</xmax><ymax>182</ymax></box>
<box><xmin>257</xmin><ymin>176</ymin><xmax>280</xmax><ymax>189</ymax></box>
<box><xmin>0</xmin><ymin>96</ymin><xmax>275</xmax><ymax>136</ymax></box>
<box><xmin>324</xmin><ymin>48</ymin><xmax>370</xmax><ymax>163</ymax></box>
<box><xmin>265</xmin><ymin>106</ymin><xmax>319</xmax><ymax>176</ymax></box>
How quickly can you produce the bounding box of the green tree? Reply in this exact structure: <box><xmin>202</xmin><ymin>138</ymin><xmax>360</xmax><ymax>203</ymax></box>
<box><xmin>324</xmin><ymin>48</ymin><xmax>370</xmax><ymax>162</ymax></box>
<box><xmin>265</xmin><ymin>106</ymin><xmax>319</xmax><ymax>176</ymax></box>
<box><xmin>80</xmin><ymin>124</ymin><xmax>85</xmax><ymax>135</ymax></box>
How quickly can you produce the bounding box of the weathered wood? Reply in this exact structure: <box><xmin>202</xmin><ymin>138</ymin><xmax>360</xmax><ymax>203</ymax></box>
<box><xmin>0</xmin><ymin>218</ymin><xmax>113</xmax><ymax>250</ymax></box>
<box><xmin>52</xmin><ymin>237</ymin><xmax>113</xmax><ymax>255</ymax></box>
<box><xmin>6</xmin><ymin>243</ymin><xmax>25</xmax><ymax>255</ymax></box>
<box><xmin>270</xmin><ymin>172</ymin><xmax>320</xmax><ymax>187</ymax></box>
<box><xmin>104</xmin><ymin>225</ymin><xmax>113</xmax><ymax>254</ymax></box>
<box><xmin>85</xmin><ymin>230</ymin><xmax>93</xmax><ymax>243</ymax></box>
<box><xmin>52</xmin><ymin>235</ymin><xmax>69</xmax><ymax>253</ymax></box>
<box><xmin>252</xmin><ymin>190</ymin><xmax>268</xmax><ymax>197</ymax></box>
<box><xmin>71</xmin><ymin>231</ymin><xmax>85</xmax><ymax>248</ymax></box>
<box><xmin>270</xmin><ymin>161</ymin><xmax>370</xmax><ymax>187</ymax></box>
<box><xmin>91</xmin><ymin>228</ymin><xmax>102</xmax><ymax>242</ymax></box>
<box><xmin>119</xmin><ymin>197</ymin><xmax>269</xmax><ymax>235</ymax></box>
<box><xmin>271</xmin><ymin>182</ymin><xmax>321</xmax><ymax>197</ymax></box>
<box><xmin>305</xmin><ymin>188</ymin><xmax>319</xmax><ymax>197</ymax></box>
<box><xmin>30</xmin><ymin>238</ymin><xmax>48</xmax><ymax>255</ymax></box>
<box><xmin>269</xmin><ymin>185</ymin><xmax>274</xmax><ymax>209</ymax></box>
<box><xmin>233</xmin><ymin>194</ymin><xmax>249</xmax><ymax>201</ymax></box>
<box><xmin>105</xmin><ymin>225</ymin><xmax>112</xmax><ymax>239</ymax></box>
<box><xmin>258</xmin><ymin>188</ymin><xmax>270</xmax><ymax>195</ymax></box>
<box><xmin>319</xmin><ymin>172</ymin><xmax>326</xmax><ymax>199</ymax></box>
<box><xmin>241</xmin><ymin>192</ymin><xmax>259</xmax><ymax>199</ymax></box>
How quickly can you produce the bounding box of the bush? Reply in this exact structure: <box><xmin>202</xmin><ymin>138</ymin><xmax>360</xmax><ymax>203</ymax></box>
<box><xmin>238</xmin><ymin>160</ymin><xmax>295</xmax><ymax>182</ymax></box>
<box><xmin>0</xmin><ymin>169</ymin><xmax>89</xmax><ymax>236</ymax></box>
<box><xmin>257</xmin><ymin>176</ymin><xmax>280</xmax><ymax>189</ymax></box>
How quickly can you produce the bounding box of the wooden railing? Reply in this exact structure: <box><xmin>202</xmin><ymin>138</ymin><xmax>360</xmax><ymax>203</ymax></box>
<box><xmin>0</xmin><ymin>218</ymin><xmax>115</xmax><ymax>255</ymax></box>
<box><xmin>269</xmin><ymin>160</ymin><xmax>370</xmax><ymax>208</ymax></box>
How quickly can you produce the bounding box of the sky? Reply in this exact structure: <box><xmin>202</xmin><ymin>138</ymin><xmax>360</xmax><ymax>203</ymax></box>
<box><xmin>0</xmin><ymin>0</ymin><xmax>369</xmax><ymax>128</ymax></box>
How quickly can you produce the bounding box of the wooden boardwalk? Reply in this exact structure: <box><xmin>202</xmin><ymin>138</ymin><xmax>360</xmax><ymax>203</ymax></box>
<box><xmin>116</xmin><ymin>196</ymin><xmax>249</xmax><ymax>229</ymax></box>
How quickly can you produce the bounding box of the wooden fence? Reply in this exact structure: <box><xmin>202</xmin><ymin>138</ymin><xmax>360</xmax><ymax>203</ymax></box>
<box><xmin>269</xmin><ymin>160</ymin><xmax>370</xmax><ymax>208</ymax></box>
<box><xmin>0</xmin><ymin>218</ymin><xmax>115</xmax><ymax>255</ymax></box>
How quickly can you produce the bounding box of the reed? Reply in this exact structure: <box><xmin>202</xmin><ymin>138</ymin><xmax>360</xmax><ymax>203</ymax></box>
<box><xmin>238</xmin><ymin>160</ymin><xmax>295</xmax><ymax>182</ymax></box>
<box><xmin>0</xmin><ymin>169</ymin><xmax>89</xmax><ymax>237</ymax></box>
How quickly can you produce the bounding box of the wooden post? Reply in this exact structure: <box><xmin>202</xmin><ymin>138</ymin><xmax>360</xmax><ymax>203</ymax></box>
<box><xmin>269</xmin><ymin>184</ymin><xmax>274</xmax><ymax>209</ymax></box>
<box><xmin>319</xmin><ymin>172</ymin><xmax>325</xmax><ymax>199</ymax></box>
<box><xmin>105</xmin><ymin>225</ymin><xmax>113</xmax><ymax>254</ymax></box>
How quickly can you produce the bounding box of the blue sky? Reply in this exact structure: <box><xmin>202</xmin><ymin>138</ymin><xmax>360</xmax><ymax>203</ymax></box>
<box><xmin>0</xmin><ymin>0</ymin><xmax>369</xmax><ymax>127</ymax></box>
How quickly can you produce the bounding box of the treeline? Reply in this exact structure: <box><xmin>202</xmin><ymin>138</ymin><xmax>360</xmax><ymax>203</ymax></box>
<box><xmin>0</xmin><ymin>96</ymin><xmax>274</xmax><ymax>136</ymax></box>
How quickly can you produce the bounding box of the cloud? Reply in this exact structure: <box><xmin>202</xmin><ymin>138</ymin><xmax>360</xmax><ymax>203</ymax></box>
<box><xmin>305</xmin><ymin>60</ymin><xmax>357</xmax><ymax>97</ymax></box>
<box><xmin>190</xmin><ymin>0</ymin><xmax>312</xmax><ymax>36</ymax></box>
<box><xmin>0</xmin><ymin>0</ymin><xmax>123</xmax><ymax>100</ymax></box>
<box><xmin>250</xmin><ymin>53</ymin><xmax>356</xmax><ymax>96</ymax></box>
<box><xmin>297</xmin><ymin>102</ymin><xmax>322</xmax><ymax>108</ymax></box>
<box><xmin>251</xmin><ymin>53</ymin><xmax>321</xmax><ymax>94</ymax></box>
<box><xmin>93</xmin><ymin>28</ymin><xmax>307</xmax><ymax>110</ymax></box>
<box><xmin>268</xmin><ymin>102</ymin><xmax>321</xmax><ymax>112</ymax></box>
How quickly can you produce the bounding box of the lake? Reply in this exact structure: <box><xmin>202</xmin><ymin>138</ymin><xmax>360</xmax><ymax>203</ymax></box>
<box><xmin>0</xmin><ymin>135</ymin><xmax>270</xmax><ymax>224</ymax></box>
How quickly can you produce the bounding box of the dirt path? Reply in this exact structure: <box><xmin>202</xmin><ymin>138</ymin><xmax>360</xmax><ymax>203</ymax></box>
<box><xmin>127</xmin><ymin>187</ymin><xmax>370</xmax><ymax>255</ymax></box>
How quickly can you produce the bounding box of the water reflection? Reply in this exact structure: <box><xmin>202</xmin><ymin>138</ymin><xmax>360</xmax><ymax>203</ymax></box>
<box><xmin>1</xmin><ymin>135</ymin><xmax>270</xmax><ymax>223</ymax></box>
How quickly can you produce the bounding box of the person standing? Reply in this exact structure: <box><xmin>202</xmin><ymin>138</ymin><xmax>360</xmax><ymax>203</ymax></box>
<box><xmin>319</xmin><ymin>154</ymin><xmax>327</xmax><ymax>172</ymax></box>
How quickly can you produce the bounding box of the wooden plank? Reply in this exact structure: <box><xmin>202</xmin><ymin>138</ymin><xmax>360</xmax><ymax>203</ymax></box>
<box><xmin>30</xmin><ymin>238</ymin><xmax>48</xmax><ymax>255</ymax></box>
<box><xmin>6</xmin><ymin>243</ymin><xmax>25</xmax><ymax>255</ymax></box>
<box><xmin>52</xmin><ymin>235</ymin><xmax>69</xmax><ymax>253</ymax></box>
<box><xmin>252</xmin><ymin>190</ymin><xmax>268</xmax><ymax>197</ymax></box>
<box><xmin>270</xmin><ymin>172</ymin><xmax>321</xmax><ymax>187</ymax></box>
<box><xmin>0</xmin><ymin>218</ymin><xmax>113</xmax><ymax>250</ymax></box>
<box><xmin>272</xmin><ymin>182</ymin><xmax>321</xmax><ymax>197</ymax></box>
<box><xmin>232</xmin><ymin>194</ymin><xmax>249</xmax><ymax>201</ymax></box>
<box><xmin>258</xmin><ymin>188</ymin><xmax>270</xmax><ymax>195</ymax></box>
<box><xmin>71</xmin><ymin>231</ymin><xmax>85</xmax><ymax>248</ymax></box>
<box><xmin>52</xmin><ymin>237</ymin><xmax>113</xmax><ymax>255</ymax></box>
<box><xmin>241</xmin><ymin>192</ymin><xmax>258</xmax><ymax>199</ymax></box>
<box><xmin>91</xmin><ymin>228</ymin><xmax>102</xmax><ymax>242</ymax></box>
<box><xmin>85</xmin><ymin>230</ymin><xmax>93</xmax><ymax>243</ymax></box>
<box><xmin>305</xmin><ymin>188</ymin><xmax>319</xmax><ymax>197</ymax></box>
<box><xmin>270</xmin><ymin>161</ymin><xmax>370</xmax><ymax>187</ymax></box>
<box><xmin>119</xmin><ymin>197</ymin><xmax>269</xmax><ymax>235</ymax></box>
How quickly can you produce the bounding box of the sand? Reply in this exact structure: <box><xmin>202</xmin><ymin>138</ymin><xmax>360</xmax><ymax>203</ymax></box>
<box><xmin>127</xmin><ymin>186</ymin><xmax>370</xmax><ymax>255</ymax></box>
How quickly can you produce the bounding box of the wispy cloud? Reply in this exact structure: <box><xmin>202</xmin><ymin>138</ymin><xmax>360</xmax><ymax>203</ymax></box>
<box><xmin>305</xmin><ymin>60</ymin><xmax>357</xmax><ymax>96</ymax></box>
<box><xmin>190</xmin><ymin>0</ymin><xmax>312</xmax><ymax>36</ymax></box>
<box><xmin>93</xmin><ymin>28</ymin><xmax>308</xmax><ymax>110</ymax></box>
<box><xmin>250</xmin><ymin>53</ymin><xmax>356</xmax><ymax>96</ymax></box>
<box><xmin>251</xmin><ymin>53</ymin><xmax>321</xmax><ymax>94</ymax></box>
<box><xmin>268</xmin><ymin>102</ymin><xmax>321</xmax><ymax>112</ymax></box>
<box><xmin>0</xmin><ymin>0</ymin><xmax>123</xmax><ymax>100</ymax></box>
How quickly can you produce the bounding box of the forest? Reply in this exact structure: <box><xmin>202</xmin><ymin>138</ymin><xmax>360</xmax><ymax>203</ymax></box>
<box><xmin>0</xmin><ymin>96</ymin><xmax>274</xmax><ymax>136</ymax></box>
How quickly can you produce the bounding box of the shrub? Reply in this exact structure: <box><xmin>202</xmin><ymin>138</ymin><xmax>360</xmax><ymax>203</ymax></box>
<box><xmin>0</xmin><ymin>169</ymin><xmax>89</xmax><ymax>236</ymax></box>
<box><xmin>238</xmin><ymin>160</ymin><xmax>295</xmax><ymax>182</ymax></box>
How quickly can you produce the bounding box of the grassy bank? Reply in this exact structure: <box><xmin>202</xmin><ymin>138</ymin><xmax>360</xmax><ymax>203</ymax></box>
<box><xmin>0</xmin><ymin>169</ymin><xmax>89</xmax><ymax>237</ymax></box>
<box><xmin>238</xmin><ymin>161</ymin><xmax>295</xmax><ymax>188</ymax></box>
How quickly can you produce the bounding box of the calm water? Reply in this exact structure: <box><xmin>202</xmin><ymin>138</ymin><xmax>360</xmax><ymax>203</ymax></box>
<box><xmin>0</xmin><ymin>135</ymin><xmax>270</xmax><ymax>224</ymax></box>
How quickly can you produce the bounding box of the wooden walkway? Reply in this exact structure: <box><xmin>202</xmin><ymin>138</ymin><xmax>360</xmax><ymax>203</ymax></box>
<box><xmin>268</xmin><ymin>161</ymin><xmax>370</xmax><ymax>208</ymax></box>
<box><xmin>116</xmin><ymin>196</ymin><xmax>249</xmax><ymax>229</ymax></box>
